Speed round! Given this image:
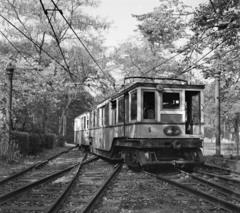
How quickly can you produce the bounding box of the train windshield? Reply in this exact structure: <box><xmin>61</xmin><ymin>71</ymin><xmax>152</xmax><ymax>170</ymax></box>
<box><xmin>143</xmin><ymin>91</ymin><xmax>155</xmax><ymax>119</ymax></box>
<box><xmin>162</xmin><ymin>92</ymin><xmax>180</xmax><ymax>109</ymax></box>
<box><xmin>131</xmin><ymin>91</ymin><xmax>137</xmax><ymax>120</ymax></box>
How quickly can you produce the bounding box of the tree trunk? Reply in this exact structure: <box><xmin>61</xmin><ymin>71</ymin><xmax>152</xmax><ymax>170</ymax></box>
<box><xmin>58</xmin><ymin>94</ymin><xmax>73</xmax><ymax>137</ymax></box>
<box><xmin>42</xmin><ymin>95</ymin><xmax>47</xmax><ymax>133</ymax></box>
<box><xmin>234</xmin><ymin>118</ymin><xmax>239</xmax><ymax>156</ymax></box>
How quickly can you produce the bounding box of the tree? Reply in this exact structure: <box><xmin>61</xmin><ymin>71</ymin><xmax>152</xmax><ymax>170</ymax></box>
<box><xmin>0</xmin><ymin>0</ymin><xmax>112</xmax><ymax>148</ymax></box>
<box><xmin>189</xmin><ymin>0</ymin><xmax>240</xmax><ymax>155</ymax></box>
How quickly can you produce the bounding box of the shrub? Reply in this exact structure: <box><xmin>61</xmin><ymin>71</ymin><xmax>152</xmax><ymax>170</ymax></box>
<box><xmin>12</xmin><ymin>131</ymin><xmax>30</xmax><ymax>155</ymax></box>
<box><xmin>28</xmin><ymin>134</ymin><xmax>42</xmax><ymax>154</ymax></box>
<box><xmin>44</xmin><ymin>134</ymin><xmax>55</xmax><ymax>149</ymax></box>
<box><xmin>39</xmin><ymin>134</ymin><xmax>47</xmax><ymax>148</ymax></box>
<box><xmin>55</xmin><ymin>135</ymin><xmax>66</xmax><ymax>147</ymax></box>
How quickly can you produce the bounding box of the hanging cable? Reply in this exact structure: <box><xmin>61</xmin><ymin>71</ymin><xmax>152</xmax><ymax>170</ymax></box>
<box><xmin>0</xmin><ymin>30</ymin><xmax>55</xmax><ymax>90</ymax></box>
<box><xmin>49</xmin><ymin>0</ymin><xmax>116</xmax><ymax>90</ymax></box>
<box><xmin>0</xmin><ymin>13</ymin><xmax>74</xmax><ymax>81</ymax></box>
<box><xmin>39</xmin><ymin>0</ymin><xmax>73</xmax><ymax>79</ymax></box>
<box><xmin>141</xmin><ymin>29</ymin><xmax>219</xmax><ymax>77</ymax></box>
<box><xmin>176</xmin><ymin>36</ymin><xmax>230</xmax><ymax>77</ymax></box>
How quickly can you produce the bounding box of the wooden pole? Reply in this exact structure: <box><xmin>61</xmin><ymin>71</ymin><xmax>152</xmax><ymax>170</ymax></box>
<box><xmin>6</xmin><ymin>63</ymin><xmax>14</xmax><ymax>145</ymax></box>
<box><xmin>214</xmin><ymin>71</ymin><xmax>221</xmax><ymax>156</ymax></box>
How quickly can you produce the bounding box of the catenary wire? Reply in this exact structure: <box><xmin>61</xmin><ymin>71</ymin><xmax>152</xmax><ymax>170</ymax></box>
<box><xmin>39</xmin><ymin>0</ymin><xmax>73</xmax><ymax>79</ymax></box>
<box><xmin>177</xmin><ymin>36</ymin><xmax>230</xmax><ymax>76</ymax></box>
<box><xmin>142</xmin><ymin>29</ymin><xmax>219</xmax><ymax>77</ymax></box>
<box><xmin>49</xmin><ymin>0</ymin><xmax>116</xmax><ymax>89</ymax></box>
<box><xmin>0</xmin><ymin>30</ymin><xmax>55</xmax><ymax>90</ymax></box>
<box><xmin>0</xmin><ymin>13</ymin><xmax>74</xmax><ymax>81</ymax></box>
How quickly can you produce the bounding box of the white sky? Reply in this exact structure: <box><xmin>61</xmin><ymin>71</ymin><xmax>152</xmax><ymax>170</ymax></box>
<box><xmin>87</xmin><ymin>0</ymin><xmax>207</xmax><ymax>47</ymax></box>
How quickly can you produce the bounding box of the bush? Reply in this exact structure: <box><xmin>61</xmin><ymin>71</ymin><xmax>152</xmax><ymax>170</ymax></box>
<box><xmin>12</xmin><ymin>131</ymin><xmax>30</xmax><ymax>155</ymax></box>
<box><xmin>39</xmin><ymin>134</ymin><xmax>47</xmax><ymax>148</ymax></box>
<box><xmin>28</xmin><ymin>134</ymin><xmax>42</xmax><ymax>154</ymax></box>
<box><xmin>55</xmin><ymin>135</ymin><xmax>66</xmax><ymax>147</ymax></box>
<box><xmin>44</xmin><ymin>134</ymin><xmax>55</xmax><ymax>149</ymax></box>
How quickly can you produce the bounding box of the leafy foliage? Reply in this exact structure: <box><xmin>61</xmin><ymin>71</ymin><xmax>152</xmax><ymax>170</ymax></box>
<box><xmin>133</xmin><ymin>0</ymin><xmax>190</xmax><ymax>49</ymax></box>
<box><xmin>0</xmin><ymin>0</ymin><xmax>112</xmax><ymax>149</ymax></box>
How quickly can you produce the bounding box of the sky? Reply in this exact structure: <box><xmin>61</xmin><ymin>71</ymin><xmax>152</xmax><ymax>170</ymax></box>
<box><xmin>86</xmin><ymin>0</ymin><xmax>207</xmax><ymax>47</ymax></box>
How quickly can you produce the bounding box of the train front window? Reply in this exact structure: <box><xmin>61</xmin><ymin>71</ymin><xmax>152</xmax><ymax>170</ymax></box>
<box><xmin>162</xmin><ymin>92</ymin><xmax>180</xmax><ymax>109</ymax></box>
<box><xmin>131</xmin><ymin>91</ymin><xmax>137</xmax><ymax>120</ymax></box>
<box><xmin>143</xmin><ymin>92</ymin><xmax>155</xmax><ymax>119</ymax></box>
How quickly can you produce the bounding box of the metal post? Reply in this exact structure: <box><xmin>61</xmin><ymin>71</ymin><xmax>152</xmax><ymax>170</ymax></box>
<box><xmin>6</xmin><ymin>63</ymin><xmax>14</xmax><ymax>144</ymax></box>
<box><xmin>214</xmin><ymin>71</ymin><xmax>221</xmax><ymax>156</ymax></box>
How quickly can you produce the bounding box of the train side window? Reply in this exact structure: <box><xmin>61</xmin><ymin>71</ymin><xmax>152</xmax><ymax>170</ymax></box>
<box><xmin>100</xmin><ymin>106</ymin><xmax>105</xmax><ymax>126</ymax></box>
<box><xmin>162</xmin><ymin>92</ymin><xmax>180</xmax><ymax>109</ymax></box>
<box><xmin>96</xmin><ymin>108</ymin><xmax>99</xmax><ymax>127</ymax></box>
<box><xmin>131</xmin><ymin>91</ymin><xmax>137</xmax><ymax>120</ymax></box>
<box><xmin>143</xmin><ymin>91</ymin><xmax>155</xmax><ymax>119</ymax></box>
<box><xmin>83</xmin><ymin>116</ymin><xmax>86</xmax><ymax>129</ymax></box>
<box><xmin>111</xmin><ymin>100</ymin><xmax>116</xmax><ymax>125</ymax></box>
<box><xmin>80</xmin><ymin>117</ymin><xmax>83</xmax><ymax>130</ymax></box>
<box><xmin>118</xmin><ymin>98</ymin><xmax>124</xmax><ymax>123</ymax></box>
<box><xmin>93</xmin><ymin>110</ymin><xmax>96</xmax><ymax>127</ymax></box>
<box><xmin>87</xmin><ymin>118</ymin><xmax>89</xmax><ymax>129</ymax></box>
<box><xmin>105</xmin><ymin>103</ymin><xmax>109</xmax><ymax>126</ymax></box>
<box><xmin>125</xmin><ymin>93</ymin><xmax>129</xmax><ymax>123</ymax></box>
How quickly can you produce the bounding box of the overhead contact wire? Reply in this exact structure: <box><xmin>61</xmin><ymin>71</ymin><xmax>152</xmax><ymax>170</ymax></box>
<box><xmin>0</xmin><ymin>30</ymin><xmax>54</xmax><ymax>90</ymax></box>
<box><xmin>0</xmin><ymin>13</ymin><xmax>71</xmax><ymax>78</ymax></box>
<box><xmin>142</xmin><ymin>28</ymin><xmax>220</xmax><ymax>77</ymax></box>
<box><xmin>178</xmin><ymin>37</ymin><xmax>230</xmax><ymax>75</ymax></box>
<box><xmin>39</xmin><ymin>0</ymin><xmax>73</xmax><ymax>81</ymax></box>
<box><xmin>49</xmin><ymin>0</ymin><xmax>116</xmax><ymax>89</ymax></box>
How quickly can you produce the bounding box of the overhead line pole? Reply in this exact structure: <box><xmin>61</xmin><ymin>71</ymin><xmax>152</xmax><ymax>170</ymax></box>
<box><xmin>215</xmin><ymin>70</ymin><xmax>221</xmax><ymax>156</ymax></box>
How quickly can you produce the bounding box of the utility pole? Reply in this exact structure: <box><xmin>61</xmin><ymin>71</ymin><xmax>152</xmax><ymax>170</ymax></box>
<box><xmin>5</xmin><ymin>63</ymin><xmax>14</xmax><ymax>145</ymax></box>
<box><xmin>215</xmin><ymin>71</ymin><xmax>221</xmax><ymax>156</ymax></box>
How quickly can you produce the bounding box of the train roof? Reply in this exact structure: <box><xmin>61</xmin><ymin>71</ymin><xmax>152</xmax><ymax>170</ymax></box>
<box><xmin>111</xmin><ymin>81</ymin><xmax>205</xmax><ymax>100</ymax></box>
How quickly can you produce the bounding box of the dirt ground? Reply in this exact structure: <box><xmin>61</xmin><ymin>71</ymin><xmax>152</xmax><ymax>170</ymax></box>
<box><xmin>0</xmin><ymin>145</ymin><xmax>73</xmax><ymax>180</ymax></box>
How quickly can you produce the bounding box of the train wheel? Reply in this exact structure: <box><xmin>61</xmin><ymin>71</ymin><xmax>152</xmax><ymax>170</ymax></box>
<box><xmin>123</xmin><ymin>150</ymin><xmax>141</xmax><ymax>171</ymax></box>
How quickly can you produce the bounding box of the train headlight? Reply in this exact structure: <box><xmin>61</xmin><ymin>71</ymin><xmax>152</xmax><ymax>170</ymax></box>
<box><xmin>164</xmin><ymin>126</ymin><xmax>181</xmax><ymax>136</ymax></box>
<box><xmin>145</xmin><ymin>152</ymin><xmax>150</xmax><ymax>160</ymax></box>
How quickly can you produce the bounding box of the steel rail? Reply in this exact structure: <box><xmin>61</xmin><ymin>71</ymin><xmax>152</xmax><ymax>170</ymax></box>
<box><xmin>203</xmin><ymin>163</ymin><xmax>240</xmax><ymax>175</ymax></box>
<box><xmin>145</xmin><ymin>171</ymin><xmax>240</xmax><ymax>213</ymax></box>
<box><xmin>81</xmin><ymin>163</ymin><xmax>122</xmax><ymax>213</ymax></box>
<box><xmin>0</xmin><ymin>145</ymin><xmax>78</xmax><ymax>185</ymax></box>
<box><xmin>194</xmin><ymin>169</ymin><xmax>240</xmax><ymax>185</ymax></box>
<box><xmin>47</xmin><ymin>156</ymin><xmax>99</xmax><ymax>213</ymax></box>
<box><xmin>0</xmin><ymin>152</ymin><xmax>85</xmax><ymax>205</ymax></box>
<box><xmin>179</xmin><ymin>169</ymin><xmax>240</xmax><ymax>201</ymax></box>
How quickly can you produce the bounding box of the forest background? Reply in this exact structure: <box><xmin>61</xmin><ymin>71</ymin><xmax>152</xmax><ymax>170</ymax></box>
<box><xmin>0</xmin><ymin>0</ymin><xmax>240</xmax><ymax>157</ymax></box>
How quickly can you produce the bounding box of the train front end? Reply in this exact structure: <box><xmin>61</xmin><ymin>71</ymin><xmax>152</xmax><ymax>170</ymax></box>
<box><xmin>114</xmin><ymin>78</ymin><xmax>205</xmax><ymax>169</ymax></box>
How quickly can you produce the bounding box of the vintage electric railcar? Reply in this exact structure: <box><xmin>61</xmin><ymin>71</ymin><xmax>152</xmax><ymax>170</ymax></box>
<box><xmin>74</xmin><ymin>77</ymin><xmax>205</xmax><ymax>168</ymax></box>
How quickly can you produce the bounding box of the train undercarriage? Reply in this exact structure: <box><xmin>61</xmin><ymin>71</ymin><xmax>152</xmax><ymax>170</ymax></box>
<box><xmin>121</xmin><ymin>147</ymin><xmax>204</xmax><ymax>169</ymax></box>
<box><xmin>84</xmin><ymin>137</ymin><xmax>204</xmax><ymax>170</ymax></box>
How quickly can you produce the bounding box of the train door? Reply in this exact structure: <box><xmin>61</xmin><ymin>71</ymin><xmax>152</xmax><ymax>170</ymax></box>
<box><xmin>185</xmin><ymin>91</ymin><xmax>201</xmax><ymax>134</ymax></box>
<box><xmin>81</xmin><ymin>115</ymin><xmax>89</xmax><ymax>145</ymax></box>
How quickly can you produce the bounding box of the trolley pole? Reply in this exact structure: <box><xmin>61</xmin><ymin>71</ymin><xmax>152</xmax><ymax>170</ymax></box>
<box><xmin>5</xmin><ymin>63</ymin><xmax>14</xmax><ymax>145</ymax></box>
<box><xmin>215</xmin><ymin>71</ymin><xmax>221</xmax><ymax>156</ymax></box>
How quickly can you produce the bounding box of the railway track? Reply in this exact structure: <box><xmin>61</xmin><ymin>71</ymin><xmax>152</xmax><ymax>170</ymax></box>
<box><xmin>0</xmin><ymin>150</ymin><xmax>121</xmax><ymax>213</ymax></box>
<box><xmin>2</xmin><ymin>148</ymin><xmax>240</xmax><ymax>213</ymax></box>
<box><xmin>57</xmin><ymin>159</ymin><xmax>121</xmax><ymax>212</ymax></box>
<box><xmin>0</xmin><ymin>145</ymin><xmax>78</xmax><ymax>185</ymax></box>
<box><xmin>145</xmin><ymin>164</ymin><xmax>240</xmax><ymax>213</ymax></box>
<box><xmin>0</xmin><ymin>146</ymin><xmax>85</xmax><ymax>212</ymax></box>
